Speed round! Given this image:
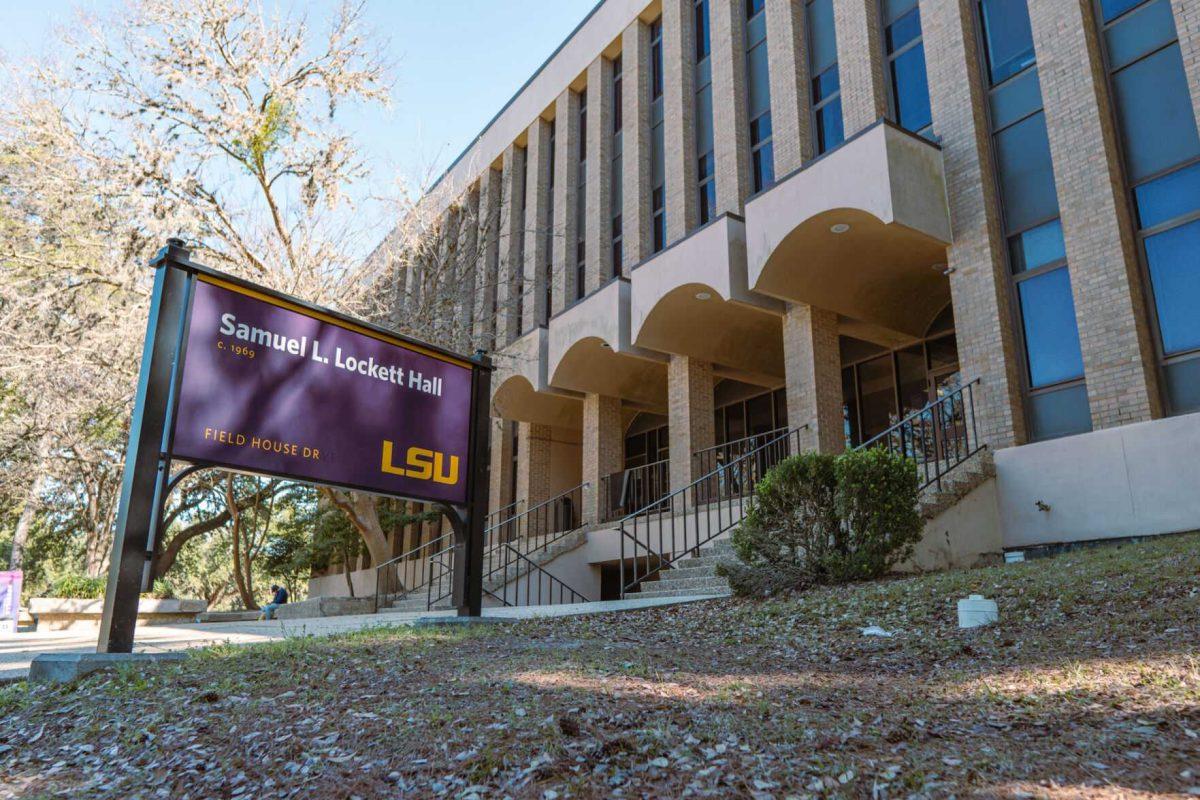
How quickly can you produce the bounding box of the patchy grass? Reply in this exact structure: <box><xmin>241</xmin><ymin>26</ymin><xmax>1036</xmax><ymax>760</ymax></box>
<box><xmin>1</xmin><ymin>534</ymin><xmax>1198</xmax><ymax>798</ymax></box>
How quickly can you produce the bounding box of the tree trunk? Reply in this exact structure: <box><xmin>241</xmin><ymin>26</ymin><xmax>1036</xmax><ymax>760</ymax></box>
<box><xmin>227</xmin><ymin>476</ymin><xmax>258</xmax><ymax>610</ymax></box>
<box><xmin>343</xmin><ymin>554</ymin><xmax>355</xmax><ymax>598</ymax></box>
<box><xmin>322</xmin><ymin>489</ymin><xmax>392</xmax><ymax>568</ymax></box>
<box><xmin>8</xmin><ymin>472</ymin><xmax>46</xmax><ymax>570</ymax></box>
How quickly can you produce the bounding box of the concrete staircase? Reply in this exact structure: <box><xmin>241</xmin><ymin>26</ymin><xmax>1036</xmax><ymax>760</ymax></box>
<box><xmin>916</xmin><ymin>451</ymin><xmax>995</xmax><ymax>521</ymax></box>
<box><xmin>626</xmin><ymin>538</ymin><xmax>737</xmax><ymax>599</ymax></box>
<box><xmin>379</xmin><ymin>528</ymin><xmax>589</xmax><ymax>613</ymax></box>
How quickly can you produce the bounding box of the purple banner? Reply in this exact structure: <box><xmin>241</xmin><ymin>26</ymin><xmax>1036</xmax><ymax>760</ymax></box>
<box><xmin>171</xmin><ymin>277</ymin><xmax>474</xmax><ymax>504</ymax></box>
<box><xmin>0</xmin><ymin>571</ymin><xmax>20</xmax><ymax>635</ymax></box>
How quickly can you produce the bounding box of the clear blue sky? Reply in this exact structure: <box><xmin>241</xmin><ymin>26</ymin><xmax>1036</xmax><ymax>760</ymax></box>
<box><xmin>0</xmin><ymin>1</ymin><xmax>598</xmax><ymax>195</ymax></box>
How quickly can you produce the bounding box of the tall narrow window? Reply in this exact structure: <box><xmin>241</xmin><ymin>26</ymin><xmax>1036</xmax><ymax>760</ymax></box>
<box><xmin>746</xmin><ymin>0</ymin><xmax>774</xmax><ymax>192</ymax></box>
<box><xmin>808</xmin><ymin>0</ymin><xmax>843</xmax><ymax>155</ymax></box>
<box><xmin>576</xmin><ymin>89</ymin><xmax>587</xmax><ymax>302</ymax></box>
<box><xmin>544</xmin><ymin>119</ymin><xmax>556</xmax><ymax>323</ymax></box>
<box><xmin>1097</xmin><ymin>0</ymin><xmax>1200</xmax><ymax>414</ymax></box>
<box><xmin>517</xmin><ymin>146</ymin><xmax>527</xmax><ymax>333</ymax></box>
<box><xmin>695</xmin><ymin>0</ymin><xmax>717</xmax><ymax>222</ymax></box>
<box><xmin>978</xmin><ymin>0</ymin><xmax>1091</xmax><ymax>440</ymax></box>
<box><xmin>882</xmin><ymin>0</ymin><xmax>932</xmax><ymax>137</ymax></box>
<box><xmin>612</xmin><ymin>54</ymin><xmax>624</xmax><ymax>277</ymax></box>
<box><xmin>650</xmin><ymin>17</ymin><xmax>667</xmax><ymax>252</ymax></box>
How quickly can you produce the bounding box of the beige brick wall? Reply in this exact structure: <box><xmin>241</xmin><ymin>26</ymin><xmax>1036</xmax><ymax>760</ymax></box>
<box><xmin>498</xmin><ymin>144</ymin><xmax>527</xmax><ymax>347</ymax></box>
<box><xmin>667</xmin><ymin>355</ymin><xmax>715</xmax><ymax>491</ymax></box>
<box><xmin>487</xmin><ymin>417</ymin><xmax>514</xmax><ymax>520</ymax></box>
<box><xmin>663</xmin><ymin>0</ymin><xmax>699</xmax><ymax>242</ymax></box>
<box><xmin>622</xmin><ymin>20</ymin><xmax>653</xmax><ymax>270</ymax></box>
<box><xmin>581</xmin><ymin>393</ymin><xmax>623</xmax><ymax>523</ymax></box>
<box><xmin>924</xmin><ymin>0</ymin><xmax>1026</xmax><ymax>449</ymax></box>
<box><xmin>456</xmin><ymin>187</ymin><xmax>480</xmax><ymax>347</ymax></box>
<box><xmin>782</xmin><ymin>303</ymin><xmax>843</xmax><ymax>453</ymax></box>
<box><xmin>523</xmin><ymin>118</ymin><xmax>552</xmax><ymax>332</ymax></box>
<box><xmin>833</xmin><ymin>0</ymin><xmax>888</xmax><ymax>137</ymax></box>
<box><xmin>515</xmin><ymin>422</ymin><xmax>554</xmax><ymax>526</ymax></box>
<box><xmin>475</xmin><ymin>168</ymin><xmax>502</xmax><ymax>349</ymax></box>
<box><xmin>1174</xmin><ymin>0</ymin><xmax>1200</xmax><ymax>130</ymax></box>
<box><xmin>552</xmin><ymin>89</ymin><xmax>582</xmax><ymax>313</ymax></box>
<box><xmin>586</xmin><ymin>56</ymin><xmax>615</xmax><ymax>292</ymax></box>
<box><xmin>1029</xmin><ymin>0</ymin><xmax>1163</xmax><ymax>428</ymax></box>
<box><xmin>766</xmin><ymin>0</ymin><xmax>813</xmax><ymax>174</ymax></box>
<box><xmin>711</xmin><ymin>0</ymin><xmax>752</xmax><ymax>214</ymax></box>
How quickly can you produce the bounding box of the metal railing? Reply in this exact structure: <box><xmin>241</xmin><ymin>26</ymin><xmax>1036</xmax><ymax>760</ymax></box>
<box><xmin>373</xmin><ymin>531</ymin><xmax>452</xmax><ymax>611</ymax></box>
<box><xmin>692</xmin><ymin>426</ymin><xmax>791</xmax><ymax>503</ymax></box>
<box><xmin>618</xmin><ymin>426</ymin><xmax>804</xmax><ymax>597</ymax></box>
<box><xmin>599</xmin><ymin>458</ymin><xmax>670</xmax><ymax>522</ymax></box>
<box><xmin>487</xmin><ymin>542</ymin><xmax>590</xmax><ymax>606</ymax></box>
<box><xmin>856</xmin><ymin>377</ymin><xmax>984</xmax><ymax>492</ymax></box>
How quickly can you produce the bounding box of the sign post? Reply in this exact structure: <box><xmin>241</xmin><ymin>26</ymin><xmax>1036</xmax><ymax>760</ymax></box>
<box><xmin>98</xmin><ymin>239</ymin><xmax>491</xmax><ymax>653</ymax></box>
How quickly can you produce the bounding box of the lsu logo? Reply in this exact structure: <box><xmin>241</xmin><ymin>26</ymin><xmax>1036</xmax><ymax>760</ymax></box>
<box><xmin>380</xmin><ymin>441</ymin><xmax>459</xmax><ymax>485</ymax></box>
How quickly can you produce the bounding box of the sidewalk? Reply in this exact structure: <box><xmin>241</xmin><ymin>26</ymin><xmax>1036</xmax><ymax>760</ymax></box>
<box><xmin>0</xmin><ymin>594</ymin><xmax>721</xmax><ymax>681</ymax></box>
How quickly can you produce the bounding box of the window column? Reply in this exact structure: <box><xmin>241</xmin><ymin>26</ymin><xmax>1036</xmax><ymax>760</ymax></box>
<box><xmin>611</xmin><ymin>54</ymin><xmax>625</xmax><ymax>276</ymax></box>
<box><xmin>766</xmin><ymin>0</ymin><xmax>813</xmax><ymax>174</ymax></box>
<box><xmin>498</xmin><ymin>144</ymin><xmax>527</xmax><ymax>347</ymax></box>
<box><xmin>695</xmin><ymin>0</ymin><xmax>722</xmax><ymax>221</ymax></box>
<box><xmin>1099</xmin><ymin>0</ymin><xmax>1200</xmax><ymax>414</ymax></box>
<box><xmin>1028</xmin><ymin>0</ymin><xmax>1164</xmax><ymax>426</ymax></box>
<box><xmin>832</xmin><ymin>0</ymin><xmax>888</xmax><ymax>136</ymax></box>
<box><xmin>650</xmin><ymin>17</ymin><xmax>668</xmax><ymax>252</ymax></box>
<box><xmin>523</xmin><ymin>118</ymin><xmax>552</xmax><ymax>334</ymax></box>
<box><xmin>552</xmin><ymin>89</ymin><xmax>582</xmax><ymax>314</ymax></box>
<box><xmin>575</xmin><ymin>89</ymin><xmax>588</xmax><ymax>302</ymax></box>
<box><xmin>881</xmin><ymin>0</ymin><xmax>932</xmax><ymax>137</ymax></box>
<box><xmin>711</xmin><ymin>0</ymin><xmax>752</xmax><ymax>213</ymax></box>
<box><xmin>807</xmin><ymin>0</ymin><xmax>845</xmax><ymax>155</ymax></box>
<box><xmin>585</xmin><ymin>57</ymin><xmax>614</xmax><ymax>293</ymax></box>
<box><xmin>664</xmin><ymin>0</ymin><xmax>699</xmax><ymax>241</ymax></box>
<box><xmin>745</xmin><ymin>0</ymin><xmax>775</xmax><ymax>193</ymax></box>
<box><xmin>1173</xmin><ymin>0</ymin><xmax>1200</xmax><ymax>126</ymax></box>
<box><xmin>475</xmin><ymin>167</ymin><xmax>502</xmax><ymax>350</ymax></box>
<box><xmin>545</xmin><ymin>120</ymin><xmax>557</xmax><ymax>322</ymax></box>
<box><xmin>456</xmin><ymin>186</ymin><xmax>480</xmax><ymax>343</ymax></box>
<box><xmin>922</xmin><ymin>0</ymin><xmax>1027</xmax><ymax>449</ymax></box>
<box><xmin>622</xmin><ymin>20</ymin><xmax>653</xmax><ymax>268</ymax></box>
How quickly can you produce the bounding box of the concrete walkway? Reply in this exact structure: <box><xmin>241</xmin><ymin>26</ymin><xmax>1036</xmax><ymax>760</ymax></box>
<box><xmin>0</xmin><ymin>594</ymin><xmax>722</xmax><ymax>682</ymax></box>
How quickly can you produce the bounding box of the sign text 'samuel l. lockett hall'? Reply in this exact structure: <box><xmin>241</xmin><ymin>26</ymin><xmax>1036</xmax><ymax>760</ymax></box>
<box><xmin>170</xmin><ymin>275</ymin><xmax>473</xmax><ymax>504</ymax></box>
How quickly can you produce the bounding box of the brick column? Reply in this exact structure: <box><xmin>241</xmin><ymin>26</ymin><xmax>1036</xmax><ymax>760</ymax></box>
<box><xmin>711</xmin><ymin>0</ymin><xmax>753</xmax><ymax>213</ymax></box>
<box><xmin>925</xmin><ymin>0</ymin><xmax>1026</xmax><ymax>448</ymax></box>
<box><xmin>487</xmin><ymin>417</ymin><xmax>514</xmax><ymax>519</ymax></box>
<box><xmin>766</xmin><ymin>0</ymin><xmax>813</xmax><ymax>174</ymax></box>
<box><xmin>475</xmin><ymin>168</ymin><xmax>502</xmax><ymax>349</ymax></box>
<box><xmin>667</xmin><ymin>355</ymin><xmax>715</xmax><ymax>492</ymax></box>
<box><xmin>623</xmin><ymin>20</ymin><xmax>653</xmax><ymax>269</ymax></box>
<box><xmin>586</xmin><ymin>57</ymin><xmax>615</xmax><ymax>292</ymax></box>
<box><xmin>782</xmin><ymin>303</ymin><xmax>843</xmax><ymax>453</ymax></box>
<box><xmin>1030</xmin><ymin>0</ymin><xmax>1163</xmax><ymax>428</ymax></box>
<box><xmin>833</xmin><ymin>0</ymin><xmax>888</xmax><ymax>136</ymax></box>
<box><xmin>457</xmin><ymin>187</ymin><xmax>480</xmax><ymax>348</ymax></box>
<box><xmin>582</xmin><ymin>393</ymin><xmax>623</xmax><ymax>524</ymax></box>
<box><xmin>552</xmin><ymin>90</ymin><xmax>582</xmax><ymax>313</ymax></box>
<box><xmin>663</xmin><ymin>0</ymin><xmax>698</xmax><ymax>242</ymax></box>
<box><xmin>1173</xmin><ymin>0</ymin><xmax>1200</xmax><ymax>129</ymax></box>
<box><xmin>498</xmin><ymin>145</ymin><xmax>527</xmax><ymax>347</ymax></box>
<box><xmin>523</xmin><ymin>118</ymin><xmax>552</xmax><ymax>333</ymax></box>
<box><xmin>515</xmin><ymin>422</ymin><xmax>554</xmax><ymax>533</ymax></box>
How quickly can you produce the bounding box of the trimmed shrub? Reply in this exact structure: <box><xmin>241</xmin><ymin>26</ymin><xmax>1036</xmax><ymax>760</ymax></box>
<box><xmin>718</xmin><ymin>447</ymin><xmax>922</xmax><ymax>597</ymax></box>
<box><xmin>44</xmin><ymin>574</ymin><xmax>107</xmax><ymax>599</ymax></box>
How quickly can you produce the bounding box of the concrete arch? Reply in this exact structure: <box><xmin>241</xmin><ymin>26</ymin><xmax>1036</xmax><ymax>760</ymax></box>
<box><xmin>548</xmin><ymin>335</ymin><xmax>667</xmax><ymax>411</ymax></box>
<box><xmin>491</xmin><ymin>374</ymin><xmax>581</xmax><ymax>428</ymax></box>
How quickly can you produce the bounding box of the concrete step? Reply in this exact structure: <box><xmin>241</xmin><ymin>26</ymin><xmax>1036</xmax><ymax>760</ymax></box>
<box><xmin>632</xmin><ymin>584</ymin><xmax>732</xmax><ymax>599</ymax></box>
<box><xmin>635</xmin><ymin>575</ymin><xmax>732</xmax><ymax>593</ymax></box>
<box><xmin>657</xmin><ymin>563</ymin><xmax>730</xmax><ymax>581</ymax></box>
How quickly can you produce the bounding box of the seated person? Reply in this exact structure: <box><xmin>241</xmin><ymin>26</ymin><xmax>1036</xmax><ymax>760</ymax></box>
<box><xmin>260</xmin><ymin>584</ymin><xmax>289</xmax><ymax>620</ymax></box>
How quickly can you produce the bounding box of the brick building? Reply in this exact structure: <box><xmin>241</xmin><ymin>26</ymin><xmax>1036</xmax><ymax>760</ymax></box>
<box><xmin>314</xmin><ymin>0</ymin><xmax>1200</xmax><ymax>601</ymax></box>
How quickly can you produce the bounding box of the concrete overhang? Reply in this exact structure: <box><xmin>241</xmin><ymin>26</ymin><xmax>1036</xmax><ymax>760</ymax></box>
<box><xmin>745</xmin><ymin>121</ymin><xmax>953</xmax><ymax>337</ymax></box>
<box><xmin>630</xmin><ymin>214</ymin><xmax>784</xmax><ymax>385</ymax></box>
<box><xmin>548</xmin><ymin>277</ymin><xmax>667</xmax><ymax>411</ymax></box>
<box><xmin>491</xmin><ymin>326</ymin><xmax>582</xmax><ymax>428</ymax></box>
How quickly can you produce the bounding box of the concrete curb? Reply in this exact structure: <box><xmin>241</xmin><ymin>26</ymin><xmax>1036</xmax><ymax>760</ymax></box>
<box><xmin>29</xmin><ymin>652</ymin><xmax>186</xmax><ymax>684</ymax></box>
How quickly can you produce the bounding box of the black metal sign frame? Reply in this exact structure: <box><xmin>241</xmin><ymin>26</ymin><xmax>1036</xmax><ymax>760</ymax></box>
<box><xmin>98</xmin><ymin>239</ymin><xmax>491</xmax><ymax>653</ymax></box>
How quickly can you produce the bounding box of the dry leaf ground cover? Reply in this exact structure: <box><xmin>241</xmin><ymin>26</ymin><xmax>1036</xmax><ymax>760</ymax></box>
<box><xmin>2</xmin><ymin>533</ymin><xmax>1198</xmax><ymax>799</ymax></box>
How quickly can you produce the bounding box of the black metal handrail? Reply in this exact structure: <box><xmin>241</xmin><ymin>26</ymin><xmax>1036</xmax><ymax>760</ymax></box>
<box><xmin>618</xmin><ymin>426</ymin><xmax>804</xmax><ymax>598</ymax></box>
<box><xmin>856</xmin><ymin>377</ymin><xmax>984</xmax><ymax>492</ymax></box>
<box><xmin>692</xmin><ymin>425</ymin><xmax>792</xmax><ymax>502</ymax></box>
<box><xmin>425</xmin><ymin>543</ymin><xmax>457</xmax><ymax>610</ymax></box>
<box><xmin>373</xmin><ymin>531</ymin><xmax>453</xmax><ymax>612</ymax></box>
<box><xmin>599</xmin><ymin>458</ymin><xmax>670</xmax><ymax>522</ymax></box>
<box><xmin>488</xmin><ymin>542</ymin><xmax>590</xmax><ymax>606</ymax></box>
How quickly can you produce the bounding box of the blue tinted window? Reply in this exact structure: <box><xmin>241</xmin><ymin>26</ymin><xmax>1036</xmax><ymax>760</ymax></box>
<box><xmin>695</xmin><ymin>0</ymin><xmax>711</xmax><ymax>59</ymax></box>
<box><xmin>995</xmin><ymin>112</ymin><xmax>1060</xmax><ymax>234</ymax></box>
<box><xmin>746</xmin><ymin>0</ymin><xmax>765</xmax><ymax>16</ymax></box>
<box><xmin>748</xmin><ymin>41</ymin><xmax>771</xmax><ymax>118</ymax></box>
<box><xmin>979</xmin><ymin>0</ymin><xmax>1036</xmax><ymax>85</ymax></box>
<box><xmin>1102</xmin><ymin>0</ymin><xmax>1151</xmax><ymax>22</ymax></box>
<box><xmin>808</xmin><ymin>0</ymin><xmax>837</xmax><ymax>72</ymax></box>
<box><xmin>816</xmin><ymin>98</ymin><xmax>844</xmax><ymax>153</ymax></box>
<box><xmin>1104</xmin><ymin>0</ymin><xmax>1175</xmax><ymax>70</ymax></box>
<box><xmin>886</xmin><ymin>8</ymin><xmax>922</xmax><ymax>51</ymax></box>
<box><xmin>1163</xmin><ymin>356</ymin><xmax>1200</xmax><ymax>413</ymax></box>
<box><xmin>1134</xmin><ymin>162</ymin><xmax>1200</xmax><ymax>229</ymax></box>
<box><xmin>753</xmin><ymin>139</ymin><xmax>775</xmax><ymax>191</ymax></box>
<box><xmin>1145</xmin><ymin>219</ymin><xmax>1200</xmax><ymax>354</ymax></box>
<box><xmin>1018</xmin><ymin>266</ymin><xmax>1085</xmax><ymax>387</ymax></box>
<box><xmin>891</xmin><ymin>43</ymin><xmax>932</xmax><ymax>133</ymax></box>
<box><xmin>989</xmin><ymin>68</ymin><xmax>1042</xmax><ymax>129</ymax></box>
<box><xmin>1010</xmin><ymin>219</ymin><xmax>1066</xmax><ymax>273</ymax></box>
<box><xmin>1112</xmin><ymin>44</ymin><xmax>1200</xmax><ymax>183</ymax></box>
<box><xmin>813</xmin><ymin>65</ymin><xmax>840</xmax><ymax>102</ymax></box>
<box><xmin>1028</xmin><ymin>383</ymin><xmax>1093</xmax><ymax>440</ymax></box>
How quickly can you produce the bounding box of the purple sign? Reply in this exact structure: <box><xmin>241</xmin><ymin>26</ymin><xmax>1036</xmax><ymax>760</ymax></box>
<box><xmin>0</xmin><ymin>571</ymin><xmax>20</xmax><ymax>635</ymax></box>
<box><xmin>171</xmin><ymin>276</ymin><xmax>474</xmax><ymax>504</ymax></box>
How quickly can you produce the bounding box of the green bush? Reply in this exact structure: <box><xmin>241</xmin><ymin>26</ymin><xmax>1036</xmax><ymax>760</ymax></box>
<box><xmin>44</xmin><ymin>574</ymin><xmax>107</xmax><ymax>599</ymax></box>
<box><xmin>717</xmin><ymin>447</ymin><xmax>921</xmax><ymax>597</ymax></box>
